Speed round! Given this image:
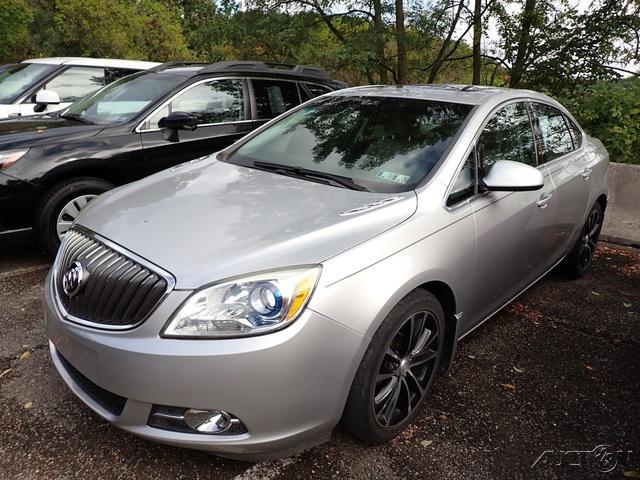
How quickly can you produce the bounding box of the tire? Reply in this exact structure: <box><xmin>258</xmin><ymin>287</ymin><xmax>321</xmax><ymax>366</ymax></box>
<box><xmin>34</xmin><ymin>177</ymin><xmax>113</xmax><ymax>255</ymax></box>
<box><xmin>341</xmin><ymin>289</ymin><xmax>445</xmax><ymax>444</ymax></box>
<box><xmin>560</xmin><ymin>201</ymin><xmax>603</xmax><ymax>279</ymax></box>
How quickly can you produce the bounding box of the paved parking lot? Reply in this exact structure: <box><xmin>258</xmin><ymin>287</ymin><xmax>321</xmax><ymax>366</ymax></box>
<box><xmin>0</xmin><ymin>233</ymin><xmax>638</xmax><ymax>479</ymax></box>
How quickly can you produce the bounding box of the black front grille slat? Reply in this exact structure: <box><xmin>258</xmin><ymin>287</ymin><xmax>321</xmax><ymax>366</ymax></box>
<box><xmin>57</xmin><ymin>352</ymin><xmax>126</xmax><ymax>416</ymax></box>
<box><xmin>55</xmin><ymin>229</ymin><xmax>171</xmax><ymax>328</ymax></box>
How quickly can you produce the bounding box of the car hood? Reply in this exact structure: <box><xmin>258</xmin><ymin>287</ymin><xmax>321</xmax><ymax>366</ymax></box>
<box><xmin>77</xmin><ymin>157</ymin><xmax>417</xmax><ymax>289</ymax></box>
<box><xmin>0</xmin><ymin>115</ymin><xmax>104</xmax><ymax>149</ymax></box>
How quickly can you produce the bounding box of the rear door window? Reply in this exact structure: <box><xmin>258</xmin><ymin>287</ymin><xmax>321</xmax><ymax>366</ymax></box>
<box><xmin>532</xmin><ymin>102</ymin><xmax>575</xmax><ymax>163</ymax></box>
<box><xmin>251</xmin><ymin>79</ymin><xmax>300</xmax><ymax>119</ymax></box>
<box><xmin>564</xmin><ymin>115</ymin><xmax>583</xmax><ymax>150</ymax></box>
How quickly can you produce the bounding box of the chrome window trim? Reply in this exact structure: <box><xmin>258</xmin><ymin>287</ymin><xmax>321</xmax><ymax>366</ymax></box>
<box><xmin>52</xmin><ymin>225</ymin><xmax>176</xmax><ymax>331</ymax></box>
<box><xmin>135</xmin><ymin>76</ymin><xmax>248</xmax><ymax>133</ymax></box>
<box><xmin>135</xmin><ymin>75</ymin><xmax>330</xmax><ymax>133</ymax></box>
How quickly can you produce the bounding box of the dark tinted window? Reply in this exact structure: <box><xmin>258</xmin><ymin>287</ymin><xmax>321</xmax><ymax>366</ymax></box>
<box><xmin>43</xmin><ymin>66</ymin><xmax>106</xmax><ymax>102</ymax></box>
<box><xmin>564</xmin><ymin>115</ymin><xmax>583</xmax><ymax>149</ymax></box>
<box><xmin>533</xmin><ymin>102</ymin><xmax>574</xmax><ymax>162</ymax></box>
<box><xmin>447</xmin><ymin>150</ymin><xmax>476</xmax><ymax>206</ymax></box>
<box><xmin>252</xmin><ymin>79</ymin><xmax>300</xmax><ymax>119</ymax></box>
<box><xmin>479</xmin><ymin>102</ymin><xmax>536</xmax><ymax>174</ymax></box>
<box><xmin>227</xmin><ymin>95</ymin><xmax>473</xmax><ymax>193</ymax></box>
<box><xmin>304</xmin><ymin>82</ymin><xmax>332</xmax><ymax>98</ymax></box>
<box><xmin>105</xmin><ymin>68</ymin><xmax>138</xmax><ymax>85</ymax></box>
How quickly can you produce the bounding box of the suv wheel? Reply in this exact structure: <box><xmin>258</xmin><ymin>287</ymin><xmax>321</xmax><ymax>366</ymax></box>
<box><xmin>35</xmin><ymin>177</ymin><xmax>114</xmax><ymax>255</ymax></box>
<box><xmin>561</xmin><ymin>202</ymin><xmax>603</xmax><ymax>279</ymax></box>
<box><xmin>341</xmin><ymin>290</ymin><xmax>444</xmax><ymax>443</ymax></box>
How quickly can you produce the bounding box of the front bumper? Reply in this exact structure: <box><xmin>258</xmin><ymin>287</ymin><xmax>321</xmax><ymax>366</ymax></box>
<box><xmin>44</xmin><ymin>271</ymin><xmax>368</xmax><ymax>460</ymax></box>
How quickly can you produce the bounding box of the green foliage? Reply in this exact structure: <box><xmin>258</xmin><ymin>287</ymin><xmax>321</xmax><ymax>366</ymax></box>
<box><xmin>562</xmin><ymin>78</ymin><xmax>640</xmax><ymax>164</ymax></box>
<box><xmin>0</xmin><ymin>0</ymin><xmax>33</xmax><ymax>61</ymax></box>
<box><xmin>13</xmin><ymin>0</ymin><xmax>192</xmax><ymax>61</ymax></box>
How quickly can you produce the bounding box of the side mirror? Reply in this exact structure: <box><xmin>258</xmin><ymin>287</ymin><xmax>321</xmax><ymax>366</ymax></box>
<box><xmin>158</xmin><ymin>111</ymin><xmax>198</xmax><ymax>143</ymax></box>
<box><xmin>480</xmin><ymin>160</ymin><xmax>544</xmax><ymax>192</ymax></box>
<box><xmin>34</xmin><ymin>90</ymin><xmax>61</xmax><ymax>112</ymax></box>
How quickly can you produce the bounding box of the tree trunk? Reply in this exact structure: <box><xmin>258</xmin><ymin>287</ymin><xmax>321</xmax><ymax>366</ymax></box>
<box><xmin>373</xmin><ymin>0</ymin><xmax>388</xmax><ymax>83</ymax></box>
<box><xmin>509</xmin><ymin>0</ymin><xmax>536</xmax><ymax>88</ymax></box>
<box><xmin>472</xmin><ymin>0</ymin><xmax>482</xmax><ymax>84</ymax></box>
<box><xmin>428</xmin><ymin>0</ymin><xmax>465</xmax><ymax>83</ymax></box>
<box><xmin>395</xmin><ymin>0</ymin><xmax>407</xmax><ymax>84</ymax></box>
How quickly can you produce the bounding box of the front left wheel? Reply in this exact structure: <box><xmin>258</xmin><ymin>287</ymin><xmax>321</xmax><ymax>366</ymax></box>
<box><xmin>341</xmin><ymin>290</ymin><xmax>445</xmax><ymax>444</ymax></box>
<box><xmin>34</xmin><ymin>177</ymin><xmax>114</xmax><ymax>255</ymax></box>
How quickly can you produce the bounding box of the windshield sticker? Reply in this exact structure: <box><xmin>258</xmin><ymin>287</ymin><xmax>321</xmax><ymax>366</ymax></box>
<box><xmin>377</xmin><ymin>171</ymin><xmax>411</xmax><ymax>184</ymax></box>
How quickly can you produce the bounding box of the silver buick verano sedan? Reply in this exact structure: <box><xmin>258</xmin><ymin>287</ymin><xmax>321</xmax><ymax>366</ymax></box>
<box><xmin>45</xmin><ymin>85</ymin><xmax>609</xmax><ymax>460</ymax></box>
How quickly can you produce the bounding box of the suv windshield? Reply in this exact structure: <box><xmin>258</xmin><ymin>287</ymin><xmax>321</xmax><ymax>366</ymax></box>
<box><xmin>226</xmin><ymin>95</ymin><xmax>473</xmax><ymax>193</ymax></box>
<box><xmin>63</xmin><ymin>71</ymin><xmax>184</xmax><ymax>125</ymax></box>
<box><xmin>0</xmin><ymin>63</ymin><xmax>58</xmax><ymax>104</ymax></box>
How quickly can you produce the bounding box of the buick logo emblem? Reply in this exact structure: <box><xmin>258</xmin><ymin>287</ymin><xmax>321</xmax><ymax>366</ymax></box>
<box><xmin>62</xmin><ymin>261</ymin><xmax>85</xmax><ymax>297</ymax></box>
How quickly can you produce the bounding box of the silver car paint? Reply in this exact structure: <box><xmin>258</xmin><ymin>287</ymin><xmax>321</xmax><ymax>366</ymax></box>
<box><xmin>45</xmin><ymin>85</ymin><xmax>609</xmax><ymax>459</ymax></box>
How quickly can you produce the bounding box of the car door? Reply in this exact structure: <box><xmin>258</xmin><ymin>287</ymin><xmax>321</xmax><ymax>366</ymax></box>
<box><xmin>466</xmin><ymin>101</ymin><xmax>557</xmax><ymax>324</ymax></box>
<box><xmin>530</xmin><ymin>102</ymin><xmax>591</xmax><ymax>258</ymax></box>
<box><xmin>21</xmin><ymin>66</ymin><xmax>107</xmax><ymax>116</ymax></box>
<box><xmin>138</xmin><ymin>78</ymin><xmax>253</xmax><ymax>173</ymax></box>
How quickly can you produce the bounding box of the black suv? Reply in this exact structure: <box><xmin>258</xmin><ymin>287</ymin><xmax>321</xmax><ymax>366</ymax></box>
<box><xmin>0</xmin><ymin>61</ymin><xmax>344</xmax><ymax>253</ymax></box>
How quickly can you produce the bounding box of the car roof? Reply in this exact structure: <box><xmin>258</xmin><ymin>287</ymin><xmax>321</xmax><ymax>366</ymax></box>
<box><xmin>21</xmin><ymin>57</ymin><xmax>160</xmax><ymax>70</ymax></box>
<box><xmin>331</xmin><ymin>84</ymin><xmax>550</xmax><ymax>106</ymax></box>
<box><xmin>148</xmin><ymin>61</ymin><xmax>343</xmax><ymax>85</ymax></box>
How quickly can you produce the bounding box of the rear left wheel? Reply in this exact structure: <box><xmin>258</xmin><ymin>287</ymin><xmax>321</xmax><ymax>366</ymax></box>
<box><xmin>561</xmin><ymin>202</ymin><xmax>603</xmax><ymax>279</ymax></box>
<box><xmin>341</xmin><ymin>290</ymin><xmax>444</xmax><ymax>443</ymax></box>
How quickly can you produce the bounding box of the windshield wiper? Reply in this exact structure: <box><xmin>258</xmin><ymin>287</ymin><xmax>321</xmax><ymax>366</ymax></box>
<box><xmin>253</xmin><ymin>161</ymin><xmax>368</xmax><ymax>191</ymax></box>
<box><xmin>60</xmin><ymin>113</ymin><xmax>94</xmax><ymax>125</ymax></box>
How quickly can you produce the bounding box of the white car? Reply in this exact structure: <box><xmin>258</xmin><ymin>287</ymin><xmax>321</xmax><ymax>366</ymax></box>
<box><xmin>0</xmin><ymin>57</ymin><xmax>160</xmax><ymax>119</ymax></box>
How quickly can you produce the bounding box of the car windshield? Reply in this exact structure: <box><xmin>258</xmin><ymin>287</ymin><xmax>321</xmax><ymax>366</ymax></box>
<box><xmin>0</xmin><ymin>63</ymin><xmax>58</xmax><ymax>104</ymax></box>
<box><xmin>62</xmin><ymin>71</ymin><xmax>184</xmax><ymax>125</ymax></box>
<box><xmin>226</xmin><ymin>95</ymin><xmax>473</xmax><ymax>193</ymax></box>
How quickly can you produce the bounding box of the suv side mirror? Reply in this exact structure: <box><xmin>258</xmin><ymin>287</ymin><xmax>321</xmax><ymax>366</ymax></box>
<box><xmin>158</xmin><ymin>111</ymin><xmax>198</xmax><ymax>143</ymax></box>
<box><xmin>34</xmin><ymin>90</ymin><xmax>61</xmax><ymax>112</ymax></box>
<box><xmin>479</xmin><ymin>160</ymin><xmax>544</xmax><ymax>192</ymax></box>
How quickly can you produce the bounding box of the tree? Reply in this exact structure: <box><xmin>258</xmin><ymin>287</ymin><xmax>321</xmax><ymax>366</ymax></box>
<box><xmin>488</xmin><ymin>0</ymin><xmax>639</xmax><ymax>93</ymax></box>
<box><xmin>395</xmin><ymin>0</ymin><xmax>407</xmax><ymax>83</ymax></box>
<box><xmin>51</xmin><ymin>0</ymin><xmax>191</xmax><ymax>61</ymax></box>
<box><xmin>0</xmin><ymin>0</ymin><xmax>33</xmax><ymax>62</ymax></box>
<box><xmin>471</xmin><ymin>0</ymin><xmax>482</xmax><ymax>84</ymax></box>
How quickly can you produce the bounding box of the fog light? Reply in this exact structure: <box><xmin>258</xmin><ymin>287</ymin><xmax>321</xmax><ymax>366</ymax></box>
<box><xmin>184</xmin><ymin>409</ymin><xmax>232</xmax><ymax>434</ymax></box>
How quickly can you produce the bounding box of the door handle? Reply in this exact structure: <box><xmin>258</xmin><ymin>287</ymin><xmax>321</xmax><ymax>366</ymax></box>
<box><xmin>537</xmin><ymin>193</ymin><xmax>553</xmax><ymax>209</ymax></box>
<box><xmin>581</xmin><ymin>167</ymin><xmax>593</xmax><ymax>180</ymax></box>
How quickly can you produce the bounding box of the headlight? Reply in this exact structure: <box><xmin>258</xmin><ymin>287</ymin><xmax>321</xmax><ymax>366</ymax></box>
<box><xmin>162</xmin><ymin>266</ymin><xmax>321</xmax><ymax>338</ymax></box>
<box><xmin>0</xmin><ymin>149</ymin><xmax>29</xmax><ymax>171</ymax></box>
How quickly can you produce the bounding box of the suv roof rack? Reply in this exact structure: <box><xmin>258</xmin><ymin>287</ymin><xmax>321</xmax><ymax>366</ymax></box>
<box><xmin>197</xmin><ymin>61</ymin><xmax>332</xmax><ymax>80</ymax></box>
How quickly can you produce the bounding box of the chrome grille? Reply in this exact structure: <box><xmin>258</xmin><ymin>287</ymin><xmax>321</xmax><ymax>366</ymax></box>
<box><xmin>55</xmin><ymin>228</ymin><xmax>174</xmax><ymax>329</ymax></box>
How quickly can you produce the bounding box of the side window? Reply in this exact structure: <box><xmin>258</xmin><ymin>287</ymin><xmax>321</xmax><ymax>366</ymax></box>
<box><xmin>564</xmin><ymin>115</ymin><xmax>583</xmax><ymax>150</ymax></box>
<box><xmin>104</xmin><ymin>68</ymin><xmax>137</xmax><ymax>85</ymax></box>
<box><xmin>42</xmin><ymin>67</ymin><xmax>105</xmax><ymax>102</ymax></box>
<box><xmin>251</xmin><ymin>79</ymin><xmax>300</xmax><ymax>119</ymax></box>
<box><xmin>144</xmin><ymin>79</ymin><xmax>245</xmax><ymax>130</ymax></box>
<box><xmin>447</xmin><ymin>150</ymin><xmax>476</xmax><ymax>206</ymax></box>
<box><xmin>304</xmin><ymin>82</ymin><xmax>332</xmax><ymax>98</ymax></box>
<box><xmin>478</xmin><ymin>102</ymin><xmax>536</xmax><ymax>174</ymax></box>
<box><xmin>533</xmin><ymin>103</ymin><xmax>574</xmax><ymax>162</ymax></box>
